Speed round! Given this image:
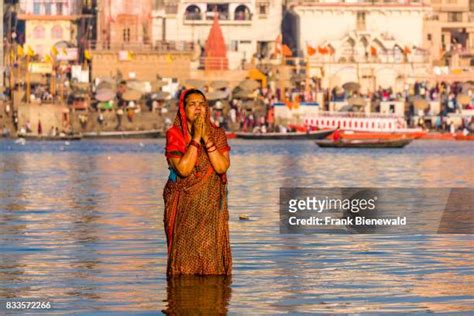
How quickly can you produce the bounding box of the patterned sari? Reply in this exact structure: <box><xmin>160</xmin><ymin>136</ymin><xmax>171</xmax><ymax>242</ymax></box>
<box><xmin>163</xmin><ymin>90</ymin><xmax>232</xmax><ymax>276</ymax></box>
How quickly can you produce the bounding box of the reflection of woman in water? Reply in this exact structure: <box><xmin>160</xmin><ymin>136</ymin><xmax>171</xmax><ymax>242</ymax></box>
<box><xmin>163</xmin><ymin>89</ymin><xmax>232</xmax><ymax>275</ymax></box>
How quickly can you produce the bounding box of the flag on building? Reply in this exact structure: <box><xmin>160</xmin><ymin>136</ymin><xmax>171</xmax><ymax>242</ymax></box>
<box><xmin>328</xmin><ymin>46</ymin><xmax>335</xmax><ymax>56</ymax></box>
<box><xmin>44</xmin><ymin>54</ymin><xmax>53</xmax><ymax>63</ymax></box>
<box><xmin>17</xmin><ymin>45</ymin><xmax>24</xmax><ymax>57</ymax></box>
<box><xmin>51</xmin><ymin>46</ymin><xmax>59</xmax><ymax>57</ymax></box>
<box><xmin>27</xmin><ymin>46</ymin><xmax>35</xmax><ymax>57</ymax></box>
<box><xmin>306</xmin><ymin>44</ymin><xmax>316</xmax><ymax>56</ymax></box>
<box><xmin>282</xmin><ymin>44</ymin><xmax>292</xmax><ymax>57</ymax></box>
<box><xmin>84</xmin><ymin>49</ymin><xmax>92</xmax><ymax>60</ymax></box>
<box><xmin>370</xmin><ymin>46</ymin><xmax>377</xmax><ymax>56</ymax></box>
<box><xmin>274</xmin><ymin>34</ymin><xmax>282</xmax><ymax>55</ymax></box>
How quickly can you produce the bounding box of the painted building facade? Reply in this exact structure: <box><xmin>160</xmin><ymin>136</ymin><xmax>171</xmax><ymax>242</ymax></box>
<box><xmin>424</xmin><ymin>0</ymin><xmax>474</xmax><ymax>67</ymax></box>
<box><xmin>152</xmin><ymin>0</ymin><xmax>282</xmax><ymax>70</ymax></box>
<box><xmin>96</xmin><ymin>0</ymin><xmax>154</xmax><ymax>50</ymax></box>
<box><xmin>17</xmin><ymin>0</ymin><xmax>82</xmax><ymax>57</ymax></box>
<box><xmin>288</xmin><ymin>0</ymin><xmax>432</xmax><ymax>92</ymax></box>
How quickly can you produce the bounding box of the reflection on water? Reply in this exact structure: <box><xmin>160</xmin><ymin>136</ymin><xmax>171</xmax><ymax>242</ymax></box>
<box><xmin>163</xmin><ymin>276</ymin><xmax>232</xmax><ymax>315</ymax></box>
<box><xmin>0</xmin><ymin>139</ymin><xmax>473</xmax><ymax>314</ymax></box>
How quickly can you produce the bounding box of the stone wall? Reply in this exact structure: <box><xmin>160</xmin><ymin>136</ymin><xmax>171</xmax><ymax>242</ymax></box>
<box><xmin>91</xmin><ymin>51</ymin><xmax>192</xmax><ymax>82</ymax></box>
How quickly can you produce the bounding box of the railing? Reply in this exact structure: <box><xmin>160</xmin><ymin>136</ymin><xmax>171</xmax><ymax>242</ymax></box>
<box><xmin>287</xmin><ymin>0</ymin><xmax>425</xmax><ymax>5</ymax></box>
<box><xmin>184</xmin><ymin>11</ymin><xmax>252</xmax><ymax>22</ymax></box>
<box><xmin>155</xmin><ymin>41</ymin><xmax>195</xmax><ymax>52</ymax></box>
<box><xmin>88</xmin><ymin>40</ymin><xmax>197</xmax><ymax>53</ymax></box>
<box><xmin>311</xmin><ymin>111</ymin><xmax>402</xmax><ymax>119</ymax></box>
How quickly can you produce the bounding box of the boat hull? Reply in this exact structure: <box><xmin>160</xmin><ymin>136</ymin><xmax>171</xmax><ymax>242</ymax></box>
<box><xmin>315</xmin><ymin>138</ymin><xmax>413</xmax><ymax>148</ymax></box>
<box><xmin>336</xmin><ymin>131</ymin><xmax>426</xmax><ymax>140</ymax></box>
<box><xmin>82</xmin><ymin>130</ymin><xmax>162</xmax><ymax>139</ymax></box>
<box><xmin>18</xmin><ymin>134</ymin><xmax>83</xmax><ymax>141</ymax></box>
<box><xmin>236</xmin><ymin>129</ymin><xmax>336</xmax><ymax>140</ymax></box>
<box><xmin>454</xmin><ymin>134</ymin><xmax>474</xmax><ymax>141</ymax></box>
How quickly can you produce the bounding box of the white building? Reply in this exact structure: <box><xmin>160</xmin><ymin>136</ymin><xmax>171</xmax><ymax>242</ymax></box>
<box><xmin>152</xmin><ymin>0</ymin><xmax>282</xmax><ymax>70</ymax></box>
<box><xmin>288</xmin><ymin>0</ymin><xmax>432</xmax><ymax>92</ymax></box>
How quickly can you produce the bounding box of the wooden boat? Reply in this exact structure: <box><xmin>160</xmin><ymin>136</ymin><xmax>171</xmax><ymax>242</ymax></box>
<box><xmin>420</xmin><ymin>133</ymin><xmax>455</xmax><ymax>141</ymax></box>
<box><xmin>336</xmin><ymin>130</ymin><xmax>426</xmax><ymax>140</ymax></box>
<box><xmin>454</xmin><ymin>134</ymin><xmax>474</xmax><ymax>141</ymax></box>
<box><xmin>82</xmin><ymin>130</ymin><xmax>162</xmax><ymax>139</ymax></box>
<box><xmin>17</xmin><ymin>134</ymin><xmax>83</xmax><ymax>141</ymax></box>
<box><xmin>315</xmin><ymin>138</ymin><xmax>413</xmax><ymax>148</ymax></box>
<box><xmin>236</xmin><ymin>129</ymin><xmax>336</xmax><ymax>140</ymax></box>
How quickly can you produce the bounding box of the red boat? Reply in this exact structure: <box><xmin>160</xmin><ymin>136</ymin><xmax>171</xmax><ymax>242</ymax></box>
<box><xmin>420</xmin><ymin>133</ymin><xmax>455</xmax><ymax>140</ymax></box>
<box><xmin>454</xmin><ymin>134</ymin><xmax>474</xmax><ymax>141</ymax></box>
<box><xmin>225</xmin><ymin>132</ymin><xmax>237</xmax><ymax>139</ymax></box>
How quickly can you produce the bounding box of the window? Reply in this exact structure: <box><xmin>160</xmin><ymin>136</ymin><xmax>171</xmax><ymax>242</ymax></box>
<box><xmin>123</xmin><ymin>28</ymin><xmax>131</xmax><ymax>42</ymax></box>
<box><xmin>356</xmin><ymin>12</ymin><xmax>366</xmax><ymax>31</ymax></box>
<box><xmin>33</xmin><ymin>2</ymin><xmax>41</xmax><ymax>14</ymax></box>
<box><xmin>56</xmin><ymin>3</ymin><xmax>63</xmax><ymax>15</ymax></box>
<box><xmin>51</xmin><ymin>25</ymin><xmax>63</xmax><ymax>39</ymax></box>
<box><xmin>258</xmin><ymin>4</ymin><xmax>268</xmax><ymax>16</ymax></box>
<box><xmin>185</xmin><ymin>5</ymin><xmax>201</xmax><ymax>20</ymax></box>
<box><xmin>230</xmin><ymin>40</ymin><xmax>238</xmax><ymax>52</ymax></box>
<box><xmin>427</xmin><ymin>34</ymin><xmax>432</xmax><ymax>41</ymax></box>
<box><xmin>45</xmin><ymin>3</ymin><xmax>52</xmax><ymax>15</ymax></box>
<box><xmin>448</xmin><ymin>12</ymin><xmax>463</xmax><ymax>22</ymax></box>
<box><xmin>33</xmin><ymin>25</ymin><xmax>45</xmax><ymax>39</ymax></box>
<box><xmin>206</xmin><ymin>4</ymin><xmax>229</xmax><ymax>20</ymax></box>
<box><xmin>234</xmin><ymin>5</ymin><xmax>251</xmax><ymax>21</ymax></box>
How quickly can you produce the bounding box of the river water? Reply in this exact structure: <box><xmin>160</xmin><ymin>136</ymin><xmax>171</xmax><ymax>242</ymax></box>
<box><xmin>0</xmin><ymin>138</ymin><xmax>473</xmax><ymax>314</ymax></box>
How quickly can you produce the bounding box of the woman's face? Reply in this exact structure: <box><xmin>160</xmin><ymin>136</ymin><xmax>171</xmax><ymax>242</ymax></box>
<box><xmin>185</xmin><ymin>93</ymin><xmax>206</xmax><ymax>123</ymax></box>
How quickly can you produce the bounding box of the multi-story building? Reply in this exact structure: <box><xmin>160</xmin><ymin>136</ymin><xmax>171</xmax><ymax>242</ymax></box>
<box><xmin>17</xmin><ymin>0</ymin><xmax>82</xmax><ymax>57</ymax></box>
<box><xmin>424</xmin><ymin>0</ymin><xmax>474</xmax><ymax>67</ymax></box>
<box><xmin>96</xmin><ymin>0</ymin><xmax>153</xmax><ymax>50</ymax></box>
<box><xmin>152</xmin><ymin>0</ymin><xmax>283</xmax><ymax>70</ymax></box>
<box><xmin>286</xmin><ymin>0</ymin><xmax>432</xmax><ymax>92</ymax></box>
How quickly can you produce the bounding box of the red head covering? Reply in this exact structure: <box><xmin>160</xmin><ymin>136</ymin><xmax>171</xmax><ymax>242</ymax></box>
<box><xmin>165</xmin><ymin>89</ymin><xmax>215</xmax><ymax>158</ymax></box>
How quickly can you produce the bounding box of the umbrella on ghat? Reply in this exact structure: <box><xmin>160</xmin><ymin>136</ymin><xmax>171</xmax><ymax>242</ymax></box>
<box><xmin>238</xmin><ymin>79</ymin><xmax>260</xmax><ymax>91</ymax></box>
<box><xmin>206</xmin><ymin>90</ymin><xmax>229</xmax><ymax>101</ymax></box>
<box><xmin>210</xmin><ymin>80</ymin><xmax>229</xmax><ymax>90</ymax></box>
<box><xmin>122</xmin><ymin>89</ymin><xmax>142</xmax><ymax>101</ymax></box>
<box><xmin>342</xmin><ymin>82</ymin><xmax>361</xmax><ymax>92</ymax></box>
<box><xmin>184</xmin><ymin>79</ymin><xmax>205</xmax><ymax>89</ymax></box>
<box><xmin>95</xmin><ymin>88</ymin><xmax>115</xmax><ymax>102</ymax></box>
<box><xmin>151</xmin><ymin>91</ymin><xmax>171</xmax><ymax>100</ymax></box>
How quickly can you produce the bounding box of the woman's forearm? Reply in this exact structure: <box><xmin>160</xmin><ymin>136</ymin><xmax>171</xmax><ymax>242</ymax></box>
<box><xmin>172</xmin><ymin>144</ymin><xmax>199</xmax><ymax>177</ymax></box>
<box><xmin>208</xmin><ymin>151</ymin><xmax>230</xmax><ymax>174</ymax></box>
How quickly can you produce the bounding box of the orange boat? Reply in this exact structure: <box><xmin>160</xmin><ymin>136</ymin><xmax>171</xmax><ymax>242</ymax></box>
<box><xmin>454</xmin><ymin>134</ymin><xmax>474</xmax><ymax>141</ymax></box>
<box><xmin>420</xmin><ymin>133</ymin><xmax>455</xmax><ymax>141</ymax></box>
